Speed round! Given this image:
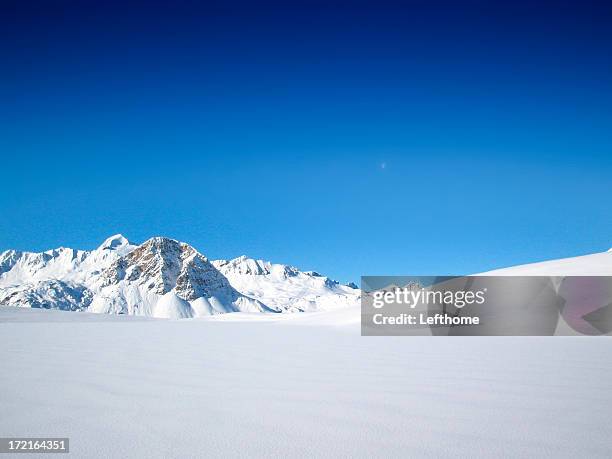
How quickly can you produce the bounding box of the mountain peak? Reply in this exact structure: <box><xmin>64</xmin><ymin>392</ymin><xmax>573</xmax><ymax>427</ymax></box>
<box><xmin>214</xmin><ymin>256</ymin><xmax>272</xmax><ymax>276</ymax></box>
<box><xmin>0</xmin><ymin>249</ymin><xmax>24</xmax><ymax>275</ymax></box>
<box><xmin>139</xmin><ymin>236</ymin><xmax>196</xmax><ymax>253</ymax></box>
<box><xmin>99</xmin><ymin>236</ymin><xmax>229</xmax><ymax>303</ymax></box>
<box><xmin>143</xmin><ymin>236</ymin><xmax>179</xmax><ymax>245</ymax></box>
<box><xmin>99</xmin><ymin>234</ymin><xmax>131</xmax><ymax>251</ymax></box>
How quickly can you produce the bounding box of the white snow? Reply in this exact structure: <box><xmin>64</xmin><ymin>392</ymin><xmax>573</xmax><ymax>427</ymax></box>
<box><xmin>153</xmin><ymin>292</ymin><xmax>194</xmax><ymax>319</ymax></box>
<box><xmin>0</xmin><ymin>306</ymin><xmax>611</xmax><ymax>458</ymax></box>
<box><xmin>481</xmin><ymin>250</ymin><xmax>612</xmax><ymax>276</ymax></box>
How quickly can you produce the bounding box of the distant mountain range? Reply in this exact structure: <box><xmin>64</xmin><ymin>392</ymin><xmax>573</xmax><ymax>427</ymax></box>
<box><xmin>0</xmin><ymin>235</ymin><xmax>360</xmax><ymax>318</ymax></box>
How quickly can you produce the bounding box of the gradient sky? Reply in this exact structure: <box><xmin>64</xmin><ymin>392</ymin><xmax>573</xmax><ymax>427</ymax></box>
<box><xmin>1</xmin><ymin>1</ymin><xmax>612</xmax><ymax>283</ymax></box>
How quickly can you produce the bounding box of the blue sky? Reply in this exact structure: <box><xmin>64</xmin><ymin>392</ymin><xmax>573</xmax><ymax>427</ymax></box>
<box><xmin>1</xmin><ymin>1</ymin><xmax>611</xmax><ymax>283</ymax></box>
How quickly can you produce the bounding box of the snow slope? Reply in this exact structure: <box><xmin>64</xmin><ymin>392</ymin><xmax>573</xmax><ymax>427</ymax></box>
<box><xmin>481</xmin><ymin>249</ymin><xmax>612</xmax><ymax>275</ymax></box>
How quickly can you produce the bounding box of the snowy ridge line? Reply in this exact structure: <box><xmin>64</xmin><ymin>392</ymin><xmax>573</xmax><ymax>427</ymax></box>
<box><xmin>480</xmin><ymin>249</ymin><xmax>612</xmax><ymax>276</ymax></box>
<box><xmin>0</xmin><ymin>234</ymin><xmax>360</xmax><ymax>318</ymax></box>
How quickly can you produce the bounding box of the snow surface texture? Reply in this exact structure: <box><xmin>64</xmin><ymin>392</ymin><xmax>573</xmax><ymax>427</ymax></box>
<box><xmin>0</xmin><ymin>235</ymin><xmax>359</xmax><ymax>318</ymax></box>
<box><xmin>0</xmin><ymin>307</ymin><xmax>611</xmax><ymax>458</ymax></box>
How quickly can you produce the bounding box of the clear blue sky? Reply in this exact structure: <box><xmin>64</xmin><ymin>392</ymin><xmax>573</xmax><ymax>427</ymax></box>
<box><xmin>1</xmin><ymin>1</ymin><xmax>611</xmax><ymax>283</ymax></box>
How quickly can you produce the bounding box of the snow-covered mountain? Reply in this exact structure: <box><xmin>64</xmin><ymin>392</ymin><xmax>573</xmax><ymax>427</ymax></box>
<box><xmin>0</xmin><ymin>235</ymin><xmax>360</xmax><ymax>318</ymax></box>
<box><xmin>213</xmin><ymin>256</ymin><xmax>359</xmax><ymax>313</ymax></box>
<box><xmin>0</xmin><ymin>235</ymin><xmax>134</xmax><ymax>312</ymax></box>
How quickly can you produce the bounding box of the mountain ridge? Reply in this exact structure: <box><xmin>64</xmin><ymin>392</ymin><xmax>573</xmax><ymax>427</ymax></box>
<box><xmin>0</xmin><ymin>234</ymin><xmax>360</xmax><ymax>318</ymax></box>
